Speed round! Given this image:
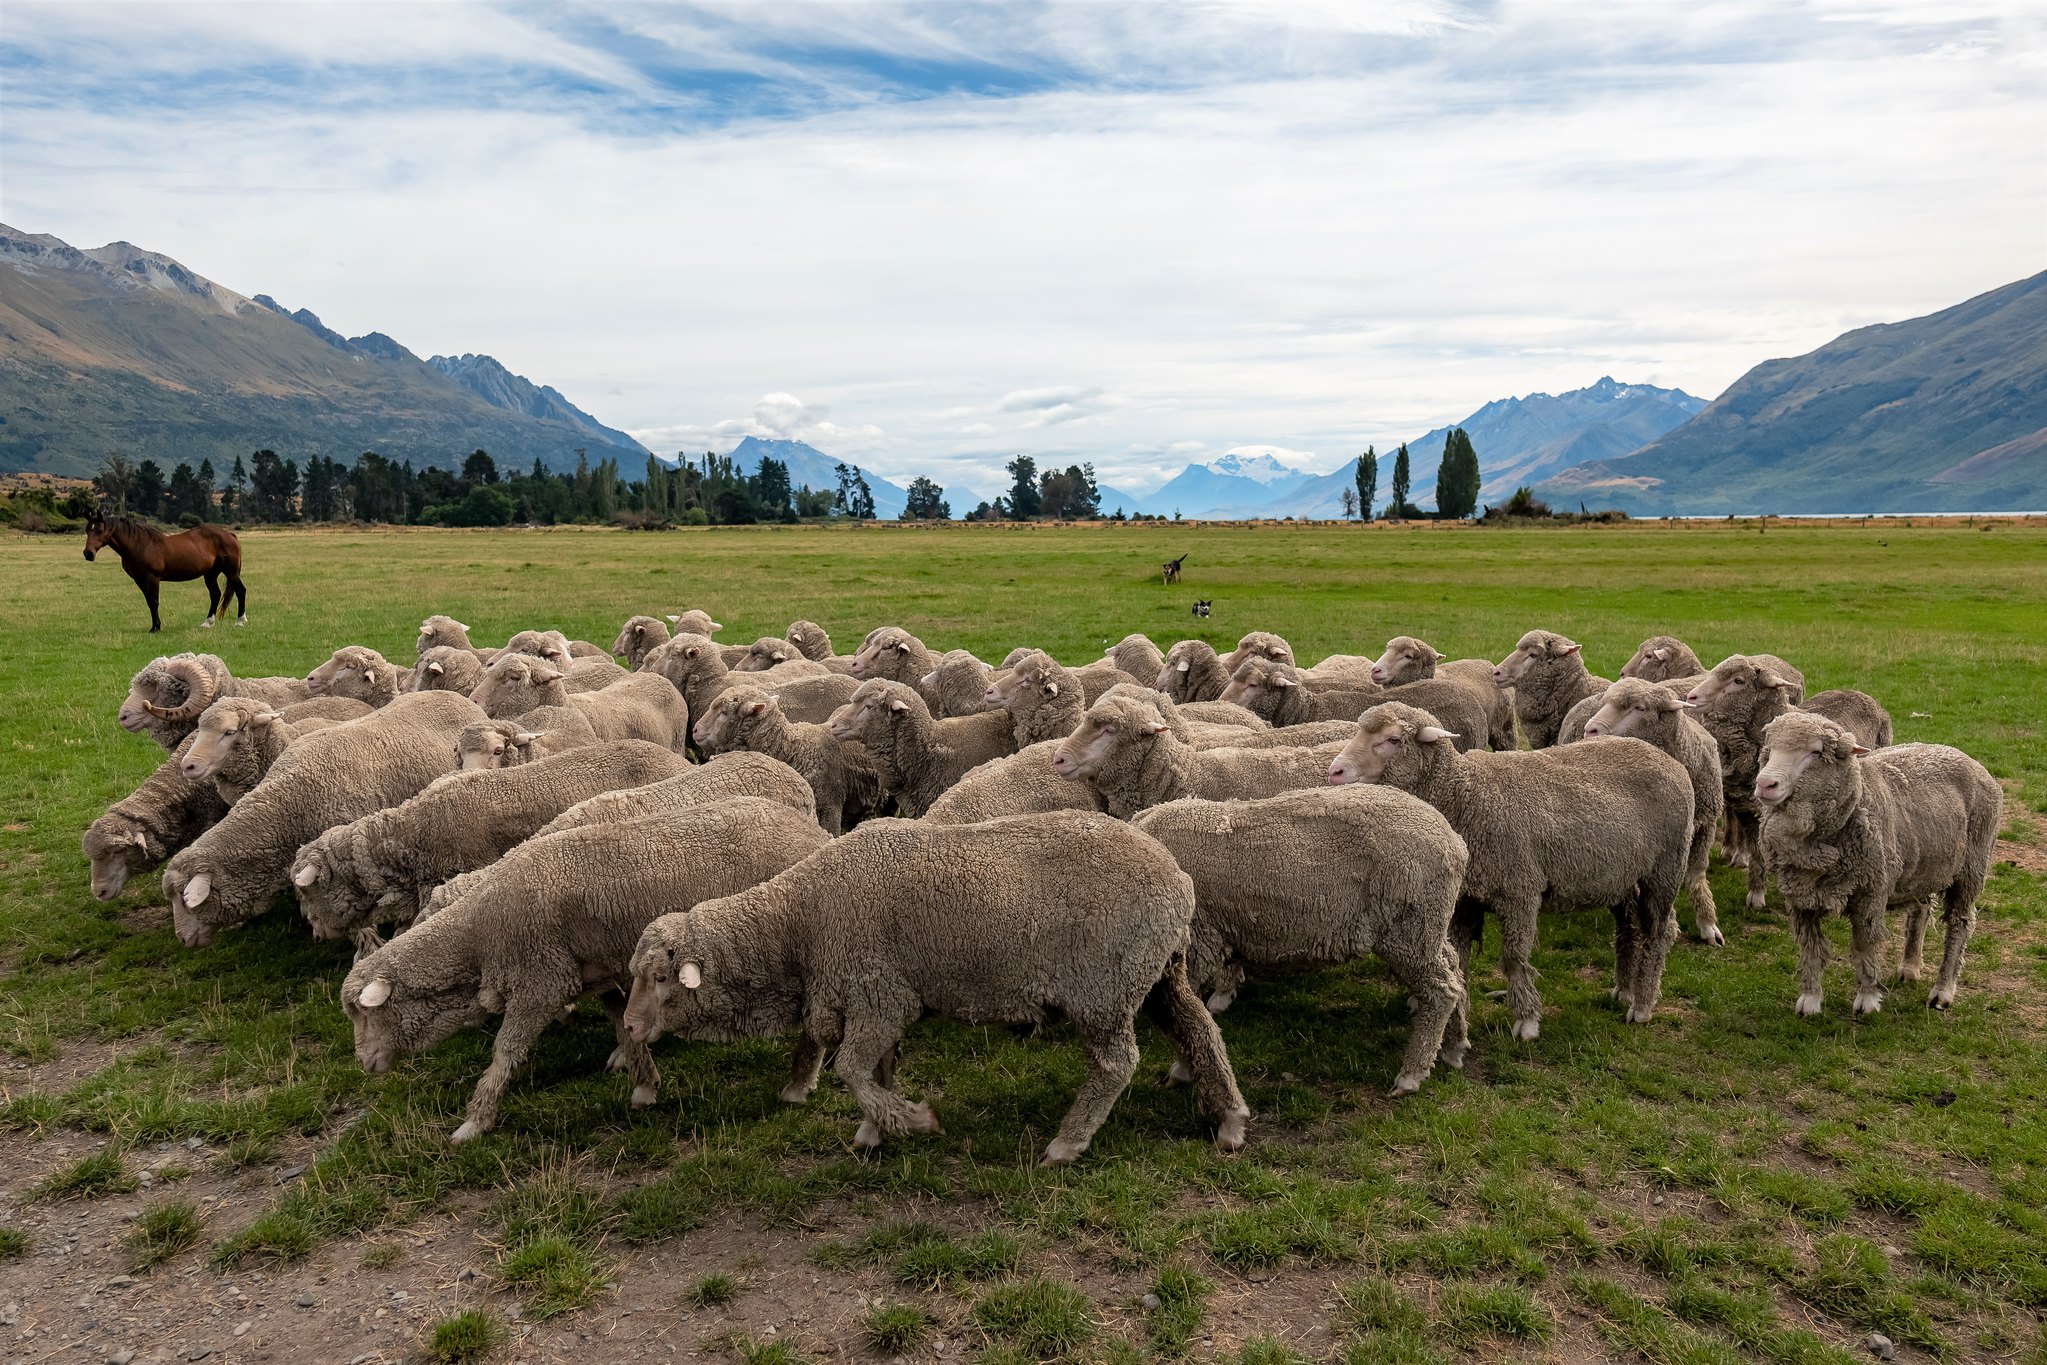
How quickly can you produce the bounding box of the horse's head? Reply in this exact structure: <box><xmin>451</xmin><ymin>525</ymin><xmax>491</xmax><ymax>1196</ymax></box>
<box><xmin>83</xmin><ymin>506</ymin><xmax>109</xmax><ymax>561</ymax></box>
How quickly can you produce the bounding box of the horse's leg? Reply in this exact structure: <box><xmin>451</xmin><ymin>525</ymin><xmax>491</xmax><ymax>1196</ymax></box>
<box><xmin>142</xmin><ymin>578</ymin><xmax>161</xmax><ymax>633</ymax></box>
<box><xmin>202</xmin><ymin>571</ymin><xmax>220</xmax><ymax>628</ymax></box>
<box><xmin>228</xmin><ymin>565</ymin><xmax>247</xmax><ymax>625</ymax></box>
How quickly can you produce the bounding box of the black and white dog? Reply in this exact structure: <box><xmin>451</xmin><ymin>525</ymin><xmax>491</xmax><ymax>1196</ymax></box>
<box><xmin>1191</xmin><ymin>599</ymin><xmax>1212</xmax><ymax>618</ymax></box>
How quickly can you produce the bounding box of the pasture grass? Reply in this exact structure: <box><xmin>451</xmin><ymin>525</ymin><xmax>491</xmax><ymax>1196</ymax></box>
<box><xmin>124</xmin><ymin>1195</ymin><xmax>204</xmax><ymax>1271</ymax></box>
<box><xmin>3</xmin><ymin>519</ymin><xmax>2046</xmax><ymax>1355</ymax></box>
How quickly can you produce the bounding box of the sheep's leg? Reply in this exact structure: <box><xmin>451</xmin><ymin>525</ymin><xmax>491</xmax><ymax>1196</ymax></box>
<box><xmin>1379</xmin><ymin>939</ymin><xmax>1465</xmax><ymax>1096</ymax></box>
<box><xmin>1790</xmin><ymin>902</ymin><xmax>1830</xmax><ymax>1016</ymax></box>
<box><xmin>1741</xmin><ymin>811</ymin><xmax>1769</xmax><ymax>910</ymax></box>
<box><xmin>835</xmin><ymin>1010</ymin><xmax>933</xmax><ymax>1150</ymax></box>
<box><xmin>1928</xmin><ymin>880</ymin><xmax>1979</xmax><ymax>1010</ymax></box>
<box><xmin>1898</xmin><ymin>897</ymin><xmax>1930</xmax><ymax>984</ymax></box>
<box><xmin>599</xmin><ymin>991</ymin><xmax>659</xmax><ymax>1108</ymax></box>
<box><xmin>1625</xmin><ymin>896</ymin><xmax>1680</xmax><ymax>1025</ymax></box>
<box><xmin>782</xmin><ymin>1032</ymin><xmax>828</xmax><ymax>1104</ymax></box>
<box><xmin>1848</xmin><ymin>888</ymin><xmax>1890</xmax><ymax>1016</ymax></box>
<box><xmin>1687</xmin><ymin>826</ymin><xmax>1723</xmax><ymax>945</ymax></box>
<box><xmin>1498</xmin><ymin>897</ymin><xmax>1543</xmax><ymax>1041</ymax></box>
<box><xmin>1449</xmin><ymin>897</ymin><xmax>1484</xmax><ymax>982</ymax></box>
<box><xmin>1141</xmin><ymin>958</ymin><xmax>1249</xmax><ymax>1151</ymax></box>
<box><xmin>1610</xmin><ymin>903</ymin><xmax>1641</xmax><ymax>1013</ymax></box>
<box><xmin>1044</xmin><ymin>1020</ymin><xmax>1141</xmax><ymax>1167</ymax></box>
<box><xmin>1203</xmin><ymin>961</ymin><xmax>1246</xmax><ymax>1015</ymax></box>
<box><xmin>1436</xmin><ymin>941</ymin><xmax>1471</xmax><ymax>1069</ymax></box>
<box><xmin>1722</xmin><ymin>810</ymin><xmax>1747</xmax><ymax>867</ymax></box>
<box><xmin>453</xmin><ymin>1000</ymin><xmax>557</xmax><ymax>1142</ymax></box>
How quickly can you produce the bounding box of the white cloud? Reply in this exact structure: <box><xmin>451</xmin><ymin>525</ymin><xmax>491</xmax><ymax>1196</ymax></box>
<box><xmin>3</xmin><ymin>1</ymin><xmax>2043</xmax><ymax>491</ymax></box>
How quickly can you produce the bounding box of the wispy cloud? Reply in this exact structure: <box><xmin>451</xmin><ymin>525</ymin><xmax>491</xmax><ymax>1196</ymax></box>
<box><xmin>3</xmin><ymin>1</ymin><xmax>2043</xmax><ymax>490</ymax></box>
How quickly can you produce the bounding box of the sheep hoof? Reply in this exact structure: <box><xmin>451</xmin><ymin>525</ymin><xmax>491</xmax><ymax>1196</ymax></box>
<box><xmin>1510</xmin><ymin>1017</ymin><xmax>1540</xmax><ymax>1042</ymax></box>
<box><xmin>1853</xmin><ymin>990</ymin><xmax>1883</xmax><ymax>1017</ymax></box>
<box><xmin>450</xmin><ymin>1120</ymin><xmax>482</xmax><ymax>1145</ymax></box>
<box><xmin>629</xmin><ymin>1083</ymin><xmax>657</xmax><ymax>1109</ymax></box>
<box><xmin>1165</xmin><ymin>1059</ymin><xmax>1193</xmax><ymax>1087</ymax></box>
<box><xmin>852</xmin><ymin>1120</ymin><xmax>883</xmax><ymax>1150</ymax></box>
<box><xmin>1388</xmin><ymin>1073</ymin><xmax>1424</xmax><ymax>1098</ymax></box>
<box><xmin>1793</xmin><ymin>992</ymin><xmax>1823</xmax><ymax>1017</ymax></box>
<box><xmin>1040</xmin><ymin>1138</ymin><xmax>1085</xmax><ymax>1166</ymax></box>
<box><xmin>1204</xmin><ymin>989</ymin><xmax>1235</xmax><ymax>1014</ymax></box>
<box><xmin>1927</xmin><ymin>985</ymin><xmax>1957</xmax><ymax>1010</ymax></box>
<box><xmin>779</xmin><ymin>1081</ymin><xmax>816</xmax><ymax>1104</ymax></box>
<box><xmin>1700</xmin><ymin>925</ymin><xmax>1725</xmax><ymax>946</ymax></box>
<box><xmin>1746</xmin><ymin>891</ymin><xmax>1767</xmax><ymax>911</ymax></box>
<box><xmin>1626</xmin><ymin>1005</ymin><xmax>1655</xmax><ymax>1025</ymax></box>
<box><xmin>908</xmin><ymin>1103</ymin><xmax>942</xmax><ymax>1135</ymax></box>
<box><xmin>1896</xmin><ymin>963</ymin><xmax>1921</xmax><ymax>984</ymax></box>
<box><xmin>605</xmin><ymin>1047</ymin><xmax>628</xmax><ymax>1072</ymax></box>
<box><xmin>1214</xmin><ymin>1110</ymin><xmax>1249</xmax><ymax>1153</ymax></box>
<box><xmin>1729</xmin><ymin>849</ymin><xmax>1751</xmax><ymax>869</ymax></box>
<box><xmin>1437</xmin><ymin>1038</ymin><xmax>1469</xmax><ymax>1070</ymax></box>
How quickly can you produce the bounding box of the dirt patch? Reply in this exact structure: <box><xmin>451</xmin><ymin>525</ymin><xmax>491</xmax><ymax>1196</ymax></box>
<box><xmin>1993</xmin><ymin>786</ymin><xmax>2047</xmax><ymax>875</ymax></box>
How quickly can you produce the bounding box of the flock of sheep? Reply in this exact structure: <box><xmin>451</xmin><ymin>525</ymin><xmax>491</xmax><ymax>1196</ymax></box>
<box><xmin>82</xmin><ymin>610</ymin><xmax>2002</xmax><ymax>1164</ymax></box>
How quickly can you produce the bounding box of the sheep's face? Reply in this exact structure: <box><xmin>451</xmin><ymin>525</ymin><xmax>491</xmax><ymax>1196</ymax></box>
<box><xmin>1154</xmin><ymin>643</ymin><xmax>1209</xmax><ymax>699</ymax></box>
<box><xmin>645</xmin><ymin>635</ymin><xmax>716</xmax><ymax>691</ymax></box>
<box><xmin>456</xmin><ymin>721</ymin><xmax>536</xmax><ymax>771</ymax></box>
<box><xmin>610</xmin><ymin>617</ymin><xmax>662</xmax><ymax>661</ymax></box>
<box><xmin>1755</xmin><ymin>712</ymin><xmax>1865</xmax><ymax>809</ymax></box>
<box><xmin>83</xmin><ymin>821</ymin><xmax>153</xmax><ymax>901</ymax></box>
<box><xmin>829</xmin><ymin>682</ymin><xmax>912</xmax><ymax>743</ymax></box>
<box><xmin>291</xmin><ymin>841</ymin><xmax>365</xmax><ymax>940</ymax></box>
<box><xmin>499</xmin><ymin>630</ymin><xmax>574</xmax><ymax>669</ymax></box>
<box><xmin>343</xmin><ymin>970</ymin><xmax>485</xmax><ymax>1075</ymax></box>
<box><xmin>309</xmin><ymin>646</ymin><xmax>388</xmax><ymax>702</ymax></box>
<box><xmin>989</xmin><ymin>655</ymin><xmax>1056</xmax><ymax>711</ymax></box>
<box><xmin>850</xmin><ymin>629</ymin><xmax>919</xmax><ymax>681</ymax></box>
<box><xmin>162</xmin><ymin>861</ymin><xmax>230</xmax><ymax>948</ymax></box>
<box><xmin>1583</xmin><ymin>680</ymin><xmax>1682</xmax><ymax>743</ymax></box>
<box><xmin>183</xmin><ymin>702</ymin><xmax>275</xmax><ymax>780</ymax></box>
<box><xmin>1328</xmin><ymin>704</ymin><xmax>1458</xmax><ymax>788</ymax></box>
<box><xmin>416</xmin><ymin>616</ymin><xmax>472</xmax><ymax>658</ymax></box>
<box><xmin>695</xmin><ymin>691</ymin><xmax>770</xmax><ymax>751</ymax></box>
<box><xmin>737</xmin><ymin>638</ymin><xmax>799</xmax><ymax>672</ymax></box>
<box><xmin>117</xmin><ymin>677</ymin><xmax>159</xmax><ymax>732</ymax></box>
<box><xmin>784</xmin><ymin>621</ymin><xmax>830</xmax><ymax>660</ymax></box>
<box><xmin>470</xmin><ymin>655</ymin><xmax>564</xmax><ymax>718</ymax></box>
<box><xmin>1371</xmin><ymin>636</ymin><xmax>1440</xmax><ymax>687</ymax></box>
<box><xmin>1620</xmin><ymin>636</ymin><xmax>1693</xmax><ymax>682</ymax></box>
<box><xmin>1493</xmin><ymin>630</ymin><xmax>1579</xmax><ymax>688</ymax></box>
<box><xmin>1219</xmin><ymin>658</ymin><xmax>1295</xmax><ymax>721</ymax></box>
<box><xmin>1222</xmin><ymin>631</ymin><xmax>1293</xmax><ymax>675</ymax></box>
<box><xmin>1052</xmin><ymin>698</ymin><xmax>1166</xmax><ymax>780</ymax></box>
<box><xmin>1685</xmin><ymin>656</ymin><xmax>1795</xmax><ymax>714</ymax></box>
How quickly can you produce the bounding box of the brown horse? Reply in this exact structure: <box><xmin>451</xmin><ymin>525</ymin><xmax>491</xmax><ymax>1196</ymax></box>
<box><xmin>84</xmin><ymin>507</ymin><xmax>246</xmax><ymax>633</ymax></box>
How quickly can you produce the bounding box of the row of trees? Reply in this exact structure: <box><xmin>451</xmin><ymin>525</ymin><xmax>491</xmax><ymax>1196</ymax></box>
<box><xmin>963</xmin><ymin>456</ymin><xmax>1109</xmax><ymax>521</ymax></box>
<box><xmin>1339</xmin><ymin>427</ymin><xmax>1483</xmax><ymax>521</ymax></box>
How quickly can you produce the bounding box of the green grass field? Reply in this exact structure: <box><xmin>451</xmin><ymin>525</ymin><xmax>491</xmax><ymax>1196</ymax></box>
<box><xmin>3</xmin><ymin>519</ymin><xmax>2044</xmax><ymax>1362</ymax></box>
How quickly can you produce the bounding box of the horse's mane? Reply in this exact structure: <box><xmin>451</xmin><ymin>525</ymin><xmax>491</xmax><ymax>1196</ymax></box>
<box><xmin>94</xmin><ymin>511</ymin><xmax>165</xmax><ymax>540</ymax></box>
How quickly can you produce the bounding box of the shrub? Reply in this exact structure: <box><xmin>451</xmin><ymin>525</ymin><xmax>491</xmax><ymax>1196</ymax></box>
<box><xmin>426</xmin><ymin>1310</ymin><xmax>504</xmax><ymax>1363</ymax></box>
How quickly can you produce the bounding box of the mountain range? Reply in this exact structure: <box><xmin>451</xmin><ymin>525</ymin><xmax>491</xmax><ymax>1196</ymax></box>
<box><xmin>1534</xmin><ymin>269</ymin><xmax>2047</xmax><ymax>514</ymax></box>
<box><xmin>0</xmin><ymin>225</ymin><xmax>647</xmax><ymax>478</ymax></box>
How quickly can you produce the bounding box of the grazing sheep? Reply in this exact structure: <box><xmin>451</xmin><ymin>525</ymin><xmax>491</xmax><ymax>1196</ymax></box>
<box><xmin>735</xmin><ymin>636</ymin><xmax>808</xmax><ymax>672</ymax></box>
<box><xmin>1157</xmin><ymin>640</ymin><xmax>1233</xmax><ymax>704</ymax></box>
<box><xmin>1755</xmin><ymin>713</ymin><xmax>2000</xmax><ymax>1016</ymax></box>
<box><xmin>986</xmin><ymin>651</ymin><xmax>1087</xmax><ymax>747</ymax></box>
<box><xmin>847</xmin><ymin>625</ymin><xmax>945</xmax><ymax>703</ymax></box>
<box><xmin>921</xmin><ymin>649</ymin><xmax>999</xmax><ymax>719</ymax></box>
<box><xmin>922</xmin><ymin>740</ymin><xmax>1107</xmax><ymax>824</ymax></box>
<box><xmin>410</xmin><ymin>646</ymin><xmax>486</xmax><ymax>696</ymax></box>
<box><xmin>497</xmin><ymin>629</ymin><xmax>571</xmax><ymax>667</ymax></box>
<box><xmin>455</xmin><ymin>711</ymin><xmax>601</xmax><ymax>770</ymax></box>
<box><xmin>120</xmin><ymin>653</ymin><xmax>311</xmax><ymax>751</ymax></box>
<box><xmin>692</xmin><ymin>685</ymin><xmax>882</xmax><ymax>834</ymax></box>
<box><xmin>470</xmin><ymin>654</ymin><xmax>689</xmax><ymax>751</ymax></box>
<box><xmin>1368</xmin><ymin>637</ymin><xmax>1517</xmax><ymax>751</ymax></box>
<box><xmin>291</xmin><ymin>738</ymin><xmax>691</xmax><ymax>951</ymax></box>
<box><xmin>1107</xmin><ymin>633</ymin><xmax>1165</xmax><ymax>680</ymax></box>
<box><xmin>1578</xmin><ymin>679</ymin><xmax>1728</xmax><ymax>944</ymax></box>
<box><xmin>160</xmin><ymin>691</ymin><xmax>486</xmax><ymax>948</ymax></box>
<box><xmin>180</xmin><ymin>696</ymin><xmax>374</xmax><ymax>805</ymax></box>
<box><xmin>1223</xmin><ymin>630</ymin><xmax>1294</xmax><ymax>674</ymax></box>
<box><xmin>1619</xmin><ymin>636</ymin><xmax>1705</xmax><ymax>684</ymax></box>
<box><xmin>828</xmin><ymin>680</ymin><xmax>1014</xmax><ymax>817</ymax></box>
<box><xmin>417</xmin><ymin>615</ymin><xmax>491</xmax><ymax>660</ymax></box>
<box><xmin>784</xmin><ymin>619</ymin><xmax>831</xmax><ymax>660</ymax></box>
<box><xmin>1050</xmin><ymin>692</ymin><xmax>1343</xmax><ymax>819</ymax></box>
<box><xmin>83</xmin><ymin>733</ymin><xmax>229</xmax><ymax>901</ymax></box>
<box><xmin>1685</xmin><ymin>655</ymin><xmax>1892</xmax><ymax>912</ymax></box>
<box><xmin>307</xmin><ymin>645</ymin><xmax>404</xmax><ymax>709</ymax></box>
<box><xmin>1133</xmin><ymin>785</ymin><xmax>1471</xmax><ymax>1094</ymax></box>
<box><xmin>642</xmin><ymin>633</ymin><xmax>828</xmax><ymax>721</ymax></box>
<box><xmin>621</xmin><ymin>811</ymin><xmax>1250</xmax><ymax>1163</ymax></box>
<box><xmin>1224</xmin><ymin>657</ymin><xmax>1488</xmax><ymax>751</ymax></box>
<box><xmin>1328</xmin><ymin>701</ymin><xmax>1693</xmax><ymax>1038</ymax></box>
<box><xmin>342</xmin><ymin>798</ymin><xmax>830</xmax><ymax>1141</ymax></box>
<box><xmin>667</xmin><ymin>608</ymin><xmax>723</xmax><ymax>636</ymax></box>
<box><xmin>1491</xmin><ymin>630</ymin><xmax>1612</xmax><ymax>749</ymax></box>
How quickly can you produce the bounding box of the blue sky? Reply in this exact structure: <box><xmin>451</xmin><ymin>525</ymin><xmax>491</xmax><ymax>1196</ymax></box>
<box><xmin>3</xmin><ymin>1</ymin><xmax>2044</xmax><ymax>493</ymax></box>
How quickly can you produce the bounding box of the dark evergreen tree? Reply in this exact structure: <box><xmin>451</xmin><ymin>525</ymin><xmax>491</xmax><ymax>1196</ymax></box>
<box><xmin>849</xmin><ymin>468</ymin><xmax>876</xmax><ymax>520</ymax></box>
<box><xmin>132</xmin><ymin>460</ymin><xmax>167</xmax><ymax>519</ymax></box>
<box><xmin>1435</xmin><ymin>428</ymin><xmax>1481</xmax><ymax>520</ymax></box>
<box><xmin>166</xmin><ymin>463</ymin><xmax>204</xmax><ymax>521</ymax></box>
<box><xmin>1005</xmin><ymin>455</ymin><xmax>1041</xmax><ymax>519</ymax></box>
<box><xmin>247</xmin><ymin>449</ymin><xmax>299</xmax><ymax>521</ymax></box>
<box><xmin>752</xmin><ymin>456</ymin><xmax>794</xmax><ymax>517</ymax></box>
<box><xmin>462</xmin><ymin>449</ymin><xmax>499</xmax><ymax>485</ymax></box>
<box><xmin>93</xmin><ymin>454</ymin><xmax>137</xmax><ymax>511</ymax></box>
<box><xmin>901</xmin><ymin>476</ymin><xmax>949</xmax><ymax>520</ymax></box>
<box><xmin>1390</xmin><ymin>443</ymin><xmax>1412</xmax><ymax>518</ymax></box>
<box><xmin>832</xmin><ymin>462</ymin><xmax>854</xmax><ymax>515</ymax></box>
<box><xmin>196</xmin><ymin>459</ymin><xmax>216</xmax><ymax>515</ymax></box>
<box><xmin>1355</xmin><ymin>446</ymin><xmax>1377</xmax><ymax>520</ymax></box>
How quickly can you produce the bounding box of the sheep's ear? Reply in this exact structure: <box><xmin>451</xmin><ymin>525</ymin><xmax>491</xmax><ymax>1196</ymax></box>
<box><xmin>1653</xmin><ymin>692</ymin><xmax>1684</xmax><ymax>712</ymax></box>
<box><xmin>292</xmin><ymin>864</ymin><xmax>320</xmax><ymax>888</ymax></box>
<box><xmin>1274</xmin><ymin>675</ymin><xmax>1298</xmax><ymax>688</ymax></box>
<box><xmin>1175</xmin><ymin>660</ymin><xmax>1190</xmax><ymax>673</ymax></box>
<box><xmin>1756</xmin><ymin>669</ymin><xmax>1793</xmax><ymax>690</ymax></box>
<box><xmin>1557</xmin><ymin>642</ymin><xmax>1582</xmax><ymax>657</ymax></box>
<box><xmin>678</xmin><ymin>961</ymin><xmax>702</xmax><ymax>989</ymax></box>
<box><xmin>920</xmin><ymin>672</ymin><xmax>937</xmax><ymax>688</ymax></box>
<box><xmin>1851</xmin><ymin>742</ymin><xmax>1871</xmax><ymax>757</ymax></box>
<box><xmin>1140</xmin><ymin>720</ymin><xmax>1171</xmax><ymax>735</ymax></box>
<box><xmin>666</xmin><ymin>614</ymin><xmax>682</xmax><ymax>625</ymax></box>
<box><xmin>894</xmin><ymin>640</ymin><xmax>913</xmax><ymax>654</ymax></box>
<box><xmin>887</xmin><ymin>696</ymin><xmax>912</xmax><ymax>714</ymax></box>
<box><xmin>744</xmin><ymin>700</ymin><xmax>770</xmax><ymax>718</ymax></box>
<box><xmin>250</xmin><ymin>709</ymin><xmax>282</xmax><ymax>727</ymax></box>
<box><xmin>1417</xmin><ymin>725</ymin><xmax>1460</xmax><ymax>745</ymax></box>
<box><xmin>1680</xmin><ymin>697</ymin><xmax>1705</xmax><ymax>709</ymax></box>
<box><xmin>425</xmin><ymin>661</ymin><xmax>444</xmax><ymax>676</ymax></box>
<box><xmin>453</xmin><ymin>621</ymin><xmax>470</xmax><ymax>632</ymax></box>
<box><xmin>532</xmin><ymin>664</ymin><xmax>565</xmax><ymax>683</ymax></box>
<box><xmin>359</xmin><ymin>977</ymin><xmax>391</xmax><ymax>1008</ymax></box>
<box><xmin>126</xmin><ymin>830</ymin><xmax>151</xmax><ymax>848</ymax></box>
<box><xmin>513</xmin><ymin>731</ymin><xmax>542</xmax><ymax>747</ymax></box>
<box><xmin>1042</xmin><ymin>679</ymin><xmax>1060</xmax><ymax>697</ymax></box>
<box><xmin>1651</xmin><ymin>647</ymin><xmax>1670</xmax><ymax>661</ymax></box>
<box><xmin>683</xmin><ymin>645</ymin><xmax>700</xmax><ymax>660</ymax></box>
<box><xmin>182</xmin><ymin>873</ymin><xmax>212</xmax><ymax>907</ymax></box>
